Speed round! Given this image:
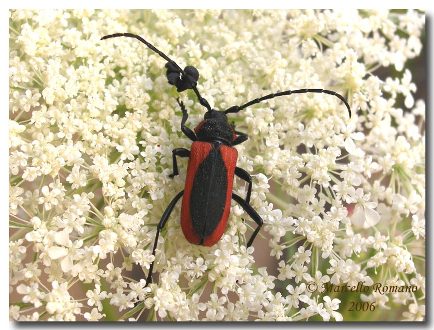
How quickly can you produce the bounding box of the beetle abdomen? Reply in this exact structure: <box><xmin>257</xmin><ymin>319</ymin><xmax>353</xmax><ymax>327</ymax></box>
<box><xmin>181</xmin><ymin>141</ymin><xmax>237</xmax><ymax>246</ymax></box>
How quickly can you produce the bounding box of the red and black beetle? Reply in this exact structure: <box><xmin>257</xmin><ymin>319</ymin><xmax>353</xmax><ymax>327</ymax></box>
<box><xmin>101</xmin><ymin>33</ymin><xmax>351</xmax><ymax>285</ymax></box>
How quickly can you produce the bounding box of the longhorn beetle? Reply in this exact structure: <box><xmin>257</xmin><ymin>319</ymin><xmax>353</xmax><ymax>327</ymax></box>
<box><xmin>101</xmin><ymin>33</ymin><xmax>351</xmax><ymax>286</ymax></box>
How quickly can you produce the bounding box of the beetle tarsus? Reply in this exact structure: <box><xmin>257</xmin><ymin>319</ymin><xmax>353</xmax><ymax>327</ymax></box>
<box><xmin>232</xmin><ymin>131</ymin><xmax>249</xmax><ymax>146</ymax></box>
<box><xmin>176</xmin><ymin>99</ymin><xmax>197</xmax><ymax>141</ymax></box>
<box><xmin>170</xmin><ymin>148</ymin><xmax>190</xmax><ymax>178</ymax></box>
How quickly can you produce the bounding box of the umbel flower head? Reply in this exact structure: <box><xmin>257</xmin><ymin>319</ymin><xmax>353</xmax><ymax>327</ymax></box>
<box><xmin>10</xmin><ymin>9</ymin><xmax>425</xmax><ymax>321</ymax></box>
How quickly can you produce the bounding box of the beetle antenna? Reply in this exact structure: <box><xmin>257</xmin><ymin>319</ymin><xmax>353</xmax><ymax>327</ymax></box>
<box><xmin>101</xmin><ymin>33</ymin><xmax>211</xmax><ymax>111</ymax></box>
<box><xmin>224</xmin><ymin>88</ymin><xmax>351</xmax><ymax>117</ymax></box>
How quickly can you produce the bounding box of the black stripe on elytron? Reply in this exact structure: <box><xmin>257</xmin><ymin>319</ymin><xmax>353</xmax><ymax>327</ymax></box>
<box><xmin>190</xmin><ymin>143</ymin><xmax>228</xmax><ymax>243</ymax></box>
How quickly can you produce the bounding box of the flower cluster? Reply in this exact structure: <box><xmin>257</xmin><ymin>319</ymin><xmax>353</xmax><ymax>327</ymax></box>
<box><xmin>9</xmin><ymin>9</ymin><xmax>425</xmax><ymax>321</ymax></box>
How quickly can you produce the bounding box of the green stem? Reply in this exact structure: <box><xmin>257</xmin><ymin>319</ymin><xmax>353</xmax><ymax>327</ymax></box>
<box><xmin>119</xmin><ymin>301</ymin><xmax>145</xmax><ymax>320</ymax></box>
<box><xmin>100</xmin><ymin>280</ymin><xmax>118</xmax><ymax>320</ymax></box>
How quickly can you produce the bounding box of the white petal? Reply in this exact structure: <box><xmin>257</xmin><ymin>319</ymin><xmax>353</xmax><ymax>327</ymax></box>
<box><xmin>61</xmin><ymin>255</ymin><xmax>73</xmax><ymax>272</ymax></box>
<box><xmin>47</xmin><ymin>246</ymin><xmax>68</xmax><ymax>260</ymax></box>
<box><xmin>351</xmin><ymin>132</ymin><xmax>365</xmax><ymax>141</ymax></box>
<box><xmin>16</xmin><ymin>284</ymin><xmax>29</xmax><ymax>295</ymax></box>
<box><xmin>46</xmin><ymin>302</ymin><xmax>58</xmax><ymax>314</ymax></box>
<box><xmin>54</xmin><ymin>229</ymin><xmax>70</xmax><ymax>246</ymax></box>
<box><xmin>41</xmin><ymin>186</ymin><xmax>49</xmax><ymax>196</ymax></box>
<box><xmin>405</xmin><ymin>94</ymin><xmax>414</xmax><ymax>108</ymax></box>
<box><xmin>365</xmin><ymin>201</ymin><xmax>377</xmax><ymax>209</ymax></box>
<box><xmin>333</xmin><ymin>311</ymin><xmax>343</xmax><ymax>321</ymax></box>
<box><xmin>363</xmin><ymin>207</ymin><xmax>381</xmax><ymax>228</ymax></box>
<box><xmin>344</xmin><ymin>138</ymin><xmax>364</xmax><ymax>157</ymax></box>
<box><xmin>351</xmin><ymin>205</ymin><xmax>366</xmax><ymax>228</ymax></box>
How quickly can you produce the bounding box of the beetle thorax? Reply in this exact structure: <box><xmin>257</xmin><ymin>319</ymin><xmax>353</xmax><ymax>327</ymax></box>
<box><xmin>194</xmin><ymin>110</ymin><xmax>234</xmax><ymax>145</ymax></box>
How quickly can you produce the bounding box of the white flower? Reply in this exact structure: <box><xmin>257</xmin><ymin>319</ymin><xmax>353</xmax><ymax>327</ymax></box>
<box><xmin>9</xmin><ymin>305</ymin><xmax>21</xmax><ymax>321</ymax></box>
<box><xmin>303</xmin><ymin>271</ymin><xmax>330</xmax><ymax>293</ymax></box>
<box><xmin>286</xmin><ymin>283</ymin><xmax>307</xmax><ymax>308</ymax></box>
<box><xmin>349</xmin><ymin>188</ymin><xmax>381</xmax><ymax>229</ymax></box>
<box><xmin>186</xmin><ymin>257</ymin><xmax>207</xmax><ymax>279</ymax></box>
<box><xmin>38</xmin><ymin>180</ymin><xmax>66</xmax><ymax>211</ymax></box>
<box><xmin>131</xmin><ymin>249</ymin><xmax>155</xmax><ymax>270</ymax></box>
<box><xmin>45</xmin><ymin>281</ymin><xmax>82</xmax><ymax>320</ymax></box>
<box><xmin>402</xmin><ymin>303</ymin><xmax>425</xmax><ymax>321</ymax></box>
<box><xmin>201</xmin><ymin>294</ymin><xmax>227</xmax><ymax>321</ymax></box>
<box><xmin>66</xmin><ymin>164</ymin><xmax>88</xmax><ymax>189</ymax></box>
<box><xmin>385</xmin><ymin>245</ymin><xmax>416</xmax><ymax>274</ymax></box>
<box><xmin>411</xmin><ymin>214</ymin><xmax>425</xmax><ymax>239</ymax></box>
<box><xmin>109</xmin><ymin>288</ymin><xmax>135</xmax><ymax>312</ymax></box>
<box><xmin>86</xmin><ymin>284</ymin><xmax>107</xmax><ymax>311</ymax></box>
<box><xmin>321</xmin><ymin>296</ymin><xmax>343</xmax><ymax>321</ymax></box>
<box><xmin>9</xmin><ymin>186</ymin><xmax>24</xmax><ymax>215</ymax></box>
<box><xmin>96</xmin><ymin>230</ymin><xmax>118</xmax><ymax>258</ymax></box>
<box><xmin>84</xmin><ymin>308</ymin><xmax>106</xmax><ymax>321</ymax></box>
<box><xmin>46</xmin><ymin>228</ymin><xmax>83</xmax><ymax>272</ymax></box>
<box><xmin>16</xmin><ymin>283</ymin><xmax>45</xmax><ymax>308</ymax></box>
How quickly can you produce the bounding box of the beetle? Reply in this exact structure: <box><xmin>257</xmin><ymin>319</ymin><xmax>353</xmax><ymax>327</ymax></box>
<box><xmin>101</xmin><ymin>33</ymin><xmax>351</xmax><ymax>285</ymax></box>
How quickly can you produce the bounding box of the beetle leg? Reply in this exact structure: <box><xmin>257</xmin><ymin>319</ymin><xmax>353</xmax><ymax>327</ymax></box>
<box><xmin>232</xmin><ymin>193</ymin><xmax>263</xmax><ymax>248</ymax></box>
<box><xmin>232</xmin><ymin>130</ymin><xmax>248</xmax><ymax>146</ymax></box>
<box><xmin>235</xmin><ymin>167</ymin><xmax>252</xmax><ymax>204</ymax></box>
<box><xmin>169</xmin><ymin>148</ymin><xmax>190</xmax><ymax>178</ymax></box>
<box><xmin>176</xmin><ymin>99</ymin><xmax>197</xmax><ymax>141</ymax></box>
<box><xmin>146</xmin><ymin>190</ymin><xmax>184</xmax><ymax>286</ymax></box>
